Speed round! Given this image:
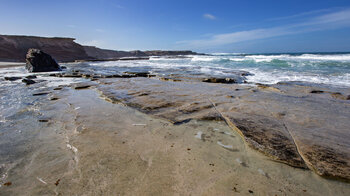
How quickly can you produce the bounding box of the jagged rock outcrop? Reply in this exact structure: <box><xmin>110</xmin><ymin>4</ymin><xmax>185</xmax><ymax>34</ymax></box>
<box><xmin>25</xmin><ymin>49</ymin><xmax>61</xmax><ymax>72</ymax></box>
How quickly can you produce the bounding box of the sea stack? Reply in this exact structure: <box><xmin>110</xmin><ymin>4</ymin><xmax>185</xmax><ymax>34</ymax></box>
<box><xmin>25</xmin><ymin>48</ymin><xmax>61</xmax><ymax>72</ymax></box>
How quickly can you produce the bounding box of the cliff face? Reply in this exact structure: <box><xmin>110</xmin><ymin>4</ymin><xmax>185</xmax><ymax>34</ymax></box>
<box><xmin>83</xmin><ymin>46</ymin><xmax>147</xmax><ymax>59</ymax></box>
<box><xmin>0</xmin><ymin>35</ymin><xmax>199</xmax><ymax>62</ymax></box>
<box><xmin>0</xmin><ymin>35</ymin><xmax>90</xmax><ymax>62</ymax></box>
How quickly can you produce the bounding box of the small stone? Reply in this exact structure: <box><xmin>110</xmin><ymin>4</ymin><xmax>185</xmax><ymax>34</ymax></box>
<box><xmin>74</xmin><ymin>85</ymin><xmax>91</xmax><ymax>90</ymax></box>
<box><xmin>4</xmin><ymin>76</ymin><xmax>21</xmax><ymax>81</ymax></box>
<box><xmin>33</xmin><ymin>92</ymin><xmax>50</xmax><ymax>96</ymax></box>
<box><xmin>22</xmin><ymin>78</ymin><xmax>36</xmax><ymax>85</ymax></box>
<box><xmin>50</xmin><ymin>97</ymin><xmax>60</xmax><ymax>101</ymax></box>
<box><xmin>25</xmin><ymin>75</ymin><xmax>37</xmax><ymax>79</ymax></box>
<box><xmin>3</xmin><ymin>182</ymin><xmax>12</xmax><ymax>186</ymax></box>
<box><xmin>310</xmin><ymin>90</ymin><xmax>324</xmax><ymax>94</ymax></box>
<box><xmin>54</xmin><ymin>179</ymin><xmax>60</xmax><ymax>186</ymax></box>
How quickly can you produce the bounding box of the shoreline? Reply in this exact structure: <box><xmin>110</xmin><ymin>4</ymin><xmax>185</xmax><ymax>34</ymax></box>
<box><xmin>0</xmin><ymin>60</ymin><xmax>350</xmax><ymax>194</ymax></box>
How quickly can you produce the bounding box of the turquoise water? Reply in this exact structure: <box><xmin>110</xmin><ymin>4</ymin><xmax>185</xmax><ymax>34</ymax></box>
<box><xmin>1</xmin><ymin>52</ymin><xmax>350</xmax><ymax>87</ymax></box>
<box><xmin>83</xmin><ymin>52</ymin><xmax>350</xmax><ymax>87</ymax></box>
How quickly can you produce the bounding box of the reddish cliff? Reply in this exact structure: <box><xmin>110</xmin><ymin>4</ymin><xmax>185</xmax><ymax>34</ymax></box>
<box><xmin>0</xmin><ymin>35</ymin><xmax>89</xmax><ymax>62</ymax></box>
<box><xmin>0</xmin><ymin>35</ymin><xmax>200</xmax><ymax>62</ymax></box>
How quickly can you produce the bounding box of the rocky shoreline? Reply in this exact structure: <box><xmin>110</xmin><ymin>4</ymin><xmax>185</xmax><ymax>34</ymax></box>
<box><xmin>2</xmin><ymin>60</ymin><xmax>349</xmax><ymax>182</ymax></box>
<box><xmin>1</xmin><ymin>50</ymin><xmax>350</xmax><ymax>195</ymax></box>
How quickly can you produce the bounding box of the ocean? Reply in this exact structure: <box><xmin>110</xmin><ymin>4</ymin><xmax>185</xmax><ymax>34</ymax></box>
<box><xmin>84</xmin><ymin>52</ymin><xmax>350</xmax><ymax>87</ymax></box>
<box><xmin>1</xmin><ymin>52</ymin><xmax>350</xmax><ymax>88</ymax></box>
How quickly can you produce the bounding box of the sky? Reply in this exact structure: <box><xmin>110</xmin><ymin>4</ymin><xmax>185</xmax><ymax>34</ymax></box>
<box><xmin>1</xmin><ymin>0</ymin><xmax>350</xmax><ymax>53</ymax></box>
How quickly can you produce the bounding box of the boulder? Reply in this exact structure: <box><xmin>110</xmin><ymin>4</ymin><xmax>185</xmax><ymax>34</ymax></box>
<box><xmin>25</xmin><ymin>49</ymin><xmax>61</xmax><ymax>72</ymax></box>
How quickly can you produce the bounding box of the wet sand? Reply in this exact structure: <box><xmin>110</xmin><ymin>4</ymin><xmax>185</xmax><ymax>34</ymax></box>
<box><xmin>1</xmin><ymin>64</ymin><xmax>350</xmax><ymax>195</ymax></box>
<box><xmin>0</xmin><ymin>62</ymin><xmax>25</xmax><ymax>69</ymax></box>
<box><xmin>0</xmin><ymin>86</ymin><xmax>349</xmax><ymax>195</ymax></box>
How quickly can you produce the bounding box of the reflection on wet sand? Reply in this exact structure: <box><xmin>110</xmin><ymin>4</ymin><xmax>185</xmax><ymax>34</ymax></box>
<box><xmin>1</xmin><ymin>64</ymin><xmax>350</xmax><ymax>195</ymax></box>
<box><xmin>1</xmin><ymin>87</ymin><xmax>349</xmax><ymax>195</ymax></box>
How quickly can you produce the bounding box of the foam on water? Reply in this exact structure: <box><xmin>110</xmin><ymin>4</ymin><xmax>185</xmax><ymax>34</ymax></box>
<box><xmin>2</xmin><ymin>52</ymin><xmax>350</xmax><ymax>88</ymax></box>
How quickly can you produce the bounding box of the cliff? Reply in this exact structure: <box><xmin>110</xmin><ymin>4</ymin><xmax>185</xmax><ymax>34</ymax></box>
<box><xmin>0</xmin><ymin>35</ymin><xmax>199</xmax><ymax>62</ymax></box>
<box><xmin>0</xmin><ymin>35</ymin><xmax>89</xmax><ymax>62</ymax></box>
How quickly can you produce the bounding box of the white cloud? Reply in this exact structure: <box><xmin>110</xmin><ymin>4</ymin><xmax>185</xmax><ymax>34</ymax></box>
<box><xmin>203</xmin><ymin>14</ymin><xmax>216</xmax><ymax>20</ymax></box>
<box><xmin>178</xmin><ymin>8</ymin><xmax>350</xmax><ymax>49</ymax></box>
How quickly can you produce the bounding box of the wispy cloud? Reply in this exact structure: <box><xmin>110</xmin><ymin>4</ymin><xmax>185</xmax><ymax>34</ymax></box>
<box><xmin>267</xmin><ymin>8</ymin><xmax>334</xmax><ymax>21</ymax></box>
<box><xmin>178</xmin><ymin>8</ymin><xmax>350</xmax><ymax>49</ymax></box>
<box><xmin>203</xmin><ymin>13</ymin><xmax>216</xmax><ymax>20</ymax></box>
<box><xmin>95</xmin><ymin>29</ymin><xmax>106</xmax><ymax>33</ymax></box>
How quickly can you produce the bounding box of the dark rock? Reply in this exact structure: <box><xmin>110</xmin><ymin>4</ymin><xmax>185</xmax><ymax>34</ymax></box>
<box><xmin>310</xmin><ymin>90</ymin><xmax>324</xmax><ymax>94</ymax></box>
<box><xmin>202</xmin><ymin>78</ymin><xmax>238</xmax><ymax>84</ymax></box>
<box><xmin>61</xmin><ymin>66</ymin><xmax>67</xmax><ymax>69</ymax></box>
<box><xmin>25</xmin><ymin>49</ymin><xmax>61</xmax><ymax>72</ymax></box>
<box><xmin>25</xmin><ymin>75</ymin><xmax>37</xmax><ymax>79</ymax></box>
<box><xmin>50</xmin><ymin>97</ymin><xmax>60</xmax><ymax>101</ymax></box>
<box><xmin>74</xmin><ymin>85</ymin><xmax>91</xmax><ymax>90</ymax></box>
<box><xmin>123</xmin><ymin>72</ymin><xmax>150</xmax><ymax>77</ymax></box>
<box><xmin>32</xmin><ymin>92</ymin><xmax>50</xmax><ymax>96</ymax></box>
<box><xmin>4</xmin><ymin>76</ymin><xmax>22</xmax><ymax>81</ymax></box>
<box><xmin>22</xmin><ymin>78</ymin><xmax>36</xmax><ymax>85</ymax></box>
<box><xmin>3</xmin><ymin>182</ymin><xmax>12</xmax><ymax>186</ymax></box>
<box><xmin>331</xmin><ymin>92</ymin><xmax>350</xmax><ymax>100</ymax></box>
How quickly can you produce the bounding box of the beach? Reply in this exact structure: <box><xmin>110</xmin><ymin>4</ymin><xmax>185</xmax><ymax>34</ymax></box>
<box><xmin>1</xmin><ymin>54</ymin><xmax>350</xmax><ymax>195</ymax></box>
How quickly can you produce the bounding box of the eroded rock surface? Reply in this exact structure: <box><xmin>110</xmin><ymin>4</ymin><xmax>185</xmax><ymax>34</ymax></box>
<box><xmin>94</xmin><ymin>77</ymin><xmax>350</xmax><ymax>181</ymax></box>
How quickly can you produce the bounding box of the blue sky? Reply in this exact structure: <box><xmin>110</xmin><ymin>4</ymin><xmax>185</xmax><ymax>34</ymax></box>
<box><xmin>1</xmin><ymin>0</ymin><xmax>350</xmax><ymax>53</ymax></box>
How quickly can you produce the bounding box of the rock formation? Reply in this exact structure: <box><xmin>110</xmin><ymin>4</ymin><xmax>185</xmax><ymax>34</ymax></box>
<box><xmin>25</xmin><ymin>49</ymin><xmax>61</xmax><ymax>72</ymax></box>
<box><xmin>0</xmin><ymin>35</ymin><xmax>200</xmax><ymax>62</ymax></box>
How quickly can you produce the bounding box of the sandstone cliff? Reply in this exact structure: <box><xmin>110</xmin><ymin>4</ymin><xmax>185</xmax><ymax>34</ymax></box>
<box><xmin>0</xmin><ymin>35</ymin><xmax>89</xmax><ymax>62</ymax></box>
<box><xmin>0</xmin><ymin>35</ymin><xmax>199</xmax><ymax>62</ymax></box>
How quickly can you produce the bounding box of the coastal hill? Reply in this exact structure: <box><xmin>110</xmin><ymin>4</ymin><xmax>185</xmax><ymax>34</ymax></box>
<box><xmin>0</xmin><ymin>35</ymin><xmax>198</xmax><ymax>62</ymax></box>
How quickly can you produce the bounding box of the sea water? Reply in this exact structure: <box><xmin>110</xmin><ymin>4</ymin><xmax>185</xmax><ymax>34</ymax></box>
<box><xmin>85</xmin><ymin>52</ymin><xmax>350</xmax><ymax>87</ymax></box>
